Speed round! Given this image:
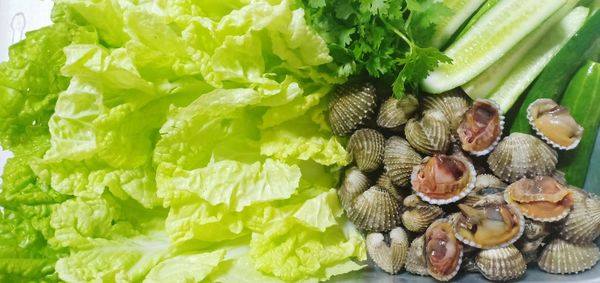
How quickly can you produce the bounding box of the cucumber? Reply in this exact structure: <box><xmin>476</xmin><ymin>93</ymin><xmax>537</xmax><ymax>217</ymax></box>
<box><xmin>421</xmin><ymin>0</ymin><xmax>566</xmax><ymax>94</ymax></box>
<box><xmin>452</xmin><ymin>0</ymin><xmax>500</xmax><ymax>42</ymax></box>
<box><xmin>485</xmin><ymin>6</ymin><xmax>589</xmax><ymax>112</ymax></box>
<box><xmin>510</xmin><ymin>10</ymin><xmax>600</xmax><ymax>133</ymax></box>
<box><xmin>462</xmin><ymin>2</ymin><xmax>577</xmax><ymax>99</ymax></box>
<box><xmin>430</xmin><ymin>0</ymin><xmax>485</xmax><ymax>48</ymax></box>
<box><xmin>558</xmin><ymin>61</ymin><xmax>600</xmax><ymax>187</ymax></box>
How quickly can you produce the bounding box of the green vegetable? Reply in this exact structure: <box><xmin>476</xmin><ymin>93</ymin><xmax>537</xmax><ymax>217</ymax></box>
<box><xmin>0</xmin><ymin>0</ymin><xmax>366</xmax><ymax>282</ymax></box>
<box><xmin>452</xmin><ymin>0</ymin><xmax>500</xmax><ymax>42</ymax></box>
<box><xmin>301</xmin><ymin>0</ymin><xmax>452</xmax><ymax>97</ymax></box>
<box><xmin>510</xmin><ymin>10</ymin><xmax>600</xmax><ymax>132</ymax></box>
<box><xmin>421</xmin><ymin>0</ymin><xmax>567</xmax><ymax>93</ymax></box>
<box><xmin>558</xmin><ymin>61</ymin><xmax>600</xmax><ymax>187</ymax></box>
<box><xmin>429</xmin><ymin>0</ymin><xmax>485</xmax><ymax>48</ymax></box>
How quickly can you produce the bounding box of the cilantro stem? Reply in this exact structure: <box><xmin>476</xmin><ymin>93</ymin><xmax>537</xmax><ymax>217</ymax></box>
<box><xmin>379</xmin><ymin>17</ymin><xmax>414</xmax><ymax>51</ymax></box>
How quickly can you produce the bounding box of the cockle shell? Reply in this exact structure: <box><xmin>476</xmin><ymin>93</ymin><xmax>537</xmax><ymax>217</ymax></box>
<box><xmin>487</xmin><ymin>133</ymin><xmax>558</xmax><ymax>183</ymax></box>
<box><xmin>366</xmin><ymin>227</ymin><xmax>409</xmax><ymax>274</ymax></box>
<box><xmin>523</xmin><ymin>219</ymin><xmax>551</xmax><ymax>240</ymax></box>
<box><xmin>457</xmin><ymin>99</ymin><xmax>504</xmax><ymax>156</ymax></box>
<box><xmin>411</xmin><ymin>155</ymin><xmax>477</xmax><ymax>205</ymax></box>
<box><xmin>338</xmin><ymin>167</ymin><xmax>370</xmax><ymax>211</ymax></box>
<box><xmin>377</xmin><ymin>95</ymin><xmax>419</xmax><ymax>129</ymax></box>
<box><xmin>538</xmin><ymin>238</ymin><xmax>600</xmax><ymax>274</ymax></box>
<box><xmin>517</xmin><ymin>237</ymin><xmax>545</xmax><ymax>264</ymax></box>
<box><xmin>422</xmin><ymin>90</ymin><xmax>470</xmax><ymax>131</ymax></box>
<box><xmin>402</xmin><ymin>204</ymin><xmax>444</xmax><ymax>232</ymax></box>
<box><xmin>475</xmin><ymin>174</ymin><xmax>506</xmax><ymax>190</ymax></box>
<box><xmin>347</xmin><ymin>129</ymin><xmax>385</xmax><ymax>172</ymax></box>
<box><xmin>403</xmin><ymin>194</ymin><xmax>424</xmax><ymax>208</ymax></box>
<box><xmin>559</xmin><ymin>188</ymin><xmax>600</xmax><ymax>243</ymax></box>
<box><xmin>406</xmin><ymin>235</ymin><xmax>429</xmax><ymax>276</ymax></box>
<box><xmin>346</xmin><ymin>185</ymin><xmax>402</xmax><ymax>232</ymax></box>
<box><xmin>405</xmin><ymin>109</ymin><xmax>451</xmax><ymax>155</ymax></box>
<box><xmin>328</xmin><ymin>82</ymin><xmax>377</xmax><ymax>136</ymax></box>
<box><xmin>454</xmin><ymin>203</ymin><xmax>525</xmax><ymax>249</ymax></box>
<box><xmin>376</xmin><ymin>172</ymin><xmax>402</xmax><ymax>201</ymax></box>
<box><xmin>475</xmin><ymin>245</ymin><xmax>526</xmax><ymax>281</ymax></box>
<box><xmin>462</xmin><ymin>186</ymin><xmax>505</xmax><ymax>207</ymax></box>
<box><xmin>383</xmin><ymin>136</ymin><xmax>422</xmax><ymax>187</ymax></box>
<box><xmin>527</xmin><ymin>98</ymin><xmax>583</xmax><ymax>150</ymax></box>
<box><xmin>425</xmin><ymin>220</ymin><xmax>463</xmax><ymax>281</ymax></box>
<box><xmin>504</xmin><ymin>176</ymin><xmax>573</xmax><ymax>222</ymax></box>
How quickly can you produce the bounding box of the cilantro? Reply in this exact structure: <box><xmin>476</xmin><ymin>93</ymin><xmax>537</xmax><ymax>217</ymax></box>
<box><xmin>301</xmin><ymin>0</ymin><xmax>452</xmax><ymax>98</ymax></box>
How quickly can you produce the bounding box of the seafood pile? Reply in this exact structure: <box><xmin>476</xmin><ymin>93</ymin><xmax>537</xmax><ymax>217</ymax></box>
<box><xmin>330</xmin><ymin>81</ymin><xmax>599</xmax><ymax>281</ymax></box>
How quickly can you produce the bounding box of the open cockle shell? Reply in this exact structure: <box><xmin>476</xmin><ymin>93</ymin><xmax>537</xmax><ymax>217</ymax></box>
<box><xmin>346</xmin><ymin>185</ymin><xmax>402</xmax><ymax>232</ymax></box>
<box><xmin>559</xmin><ymin>187</ymin><xmax>600</xmax><ymax>243</ymax></box>
<box><xmin>411</xmin><ymin>155</ymin><xmax>477</xmax><ymax>205</ymax></box>
<box><xmin>538</xmin><ymin>238</ymin><xmax>600</xmax><ymax>274</ymax></box>
<box><xmin>475</xmin><ymin>245</ymin><xmax>526</xmax><ymax>281</ymax></box>
<box><xmin>405</xmin><ymin>109</ymin><xmax>451</xmax><ymax>155</ymax></box>
<box><xmin>377</xmin><ymin>95</ymin><xmax>419</xmax><ymax>129</ymax></box>
<box><xmin>383</xmin><ymin>136</ymin><xmax>422</xmax><ymax>187</ymax></box>
<box><xmin>425</xmin><ymin>220</ymin><xmax>463</xmax><ymax>281</ymax></box>
<box><xmin>328</xmin><ymin>81</ymin><xmax>377</xmax><ymax>136</ymax></box>
<box><xmin>453</xmin><ymin>203</ymin><xmax>525</xmax><ymax>249</ymax></box>
<box><xmin>487</xmin><ymin>133</ymin><xmax>558</xmax><ymax>183</ymax></box>
<box><xmin>347</xmin><ymin>128</ymin><xmax>385</xmax><ymax>172</ymax></box>
<box><xmin>527</xmin><ymin>98</ymin><xmax>583</xmax><ymax>150</ymax></box>
<box><xmin>457</xmin><ymin>99</ymin><xmax>504</xmax><ymax>156</ymax></box>
<box><xmin>338</xmin><ymin>167</ymin><xmax>370</xmax><ymax>211</ymax></box>
<box><xmin>504</xmin><ymin>176</ymin><xmax>574</xmax><ymax>222</ymax></box>
<box><xmin>406</xmin><ymin>235</ymin><xmax>429</xmax><ymax>276</ymax></box>
<box><xmin>366</xmin><ymin>227</ymin><xmax>410</xmax><ymax>274</ymax></box>
<box><xmin>422</xmin><ymin>90</ymin><xmax>470</xmax><ymax>131</ymax></box>
<box><xmin>401</xmin><ymin>204</ymin><xmax>444</xmax><ymax>232</ymax></box>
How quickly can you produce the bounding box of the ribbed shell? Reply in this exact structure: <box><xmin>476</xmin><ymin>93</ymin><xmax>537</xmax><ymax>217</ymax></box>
<box><xmin>475</xmin><ymin>245</ymin><xmax>526</xmax><ymax>281</ymax></box>
<box><xmin>347</xmin><ymin>185</ymin><xmax>402</xmax><ymax>232</ymax></box>
<box><xmin>403</xmin><ymin>194</ymin><xmax>424</xmax><ymax>208</ymax></box>
<box><xmin>527</xmin><ymin>98</ymin><xmax>583</xmax><ymax>150</ymax></box>
<box><xmin>347</xmin><ymin>129</ymin><xmax>385</xmax><ymax>172</ymax></box>
<box><xmin>402</xmin><ymin>205</ymin><xmax>444</xmax><ymax>232</ymax></box>
<box><xmin>405</xmin><ymin>109</ymin><xmax>451</xmax><ymax>155</ymax></box>
<box><xmin>454</xmin><ymin>203</ymin><xmax>525</xmax><ymax>249</ymax></box>
<box><xmin>524</xmin><ymin>219</ymin><xmax>550</xmax><ymax>241</ymax></box>
<box><xmin>487</xmin><ymin>133</ymin><xmax>558</xmax><ymax>183</ymax></box>
<box><xmin>457</xmin><ymin>99</ymin><xmax>504</xmax><ymax>156</ymax></box>
<box><xmin>422</xmin><ymin>90</ymin><xmax>470</xmax><ymax>131</ymax></box>
<box><xmin>425</xmin><ymin>220</ymin><xmax>463</xmax><ymax>281</ymax></box>
<box><xmin>366</xmin><ymin>227</ymin><xmax>409</xmax><ymax>274</ymax></box>
<box><xmin>538</xmin><ymin>238</ymin><xmax>600</xmax><ymax>274</ymax></box>
<box><xmin>338</xmin><ymin>167</ymin><xmax>370</xmax><ymax>211</ymax></box>
<box><xmin>517</xmin><ymin>237</ymin><xmax>545</xmax><ymax>264</ymax></box>
<box><xmin>559</xmin><ymin>189</ymin><xmax>600</xmax><ymax>243</ymax></box>
<box><xmin>504</xmin><ymin>177</ymin><xmax>572</xmax><ymax>222</ymax></box>
<box><xmin>377</xmin><ymin>95</ymin><xmax>419</xmax><ymax>129</ymax></box>
<box><xmin>475</xmin><ymin>174</ymin><xmax>506</xmax><ymax>190</ymax></box>
<box><xmin>383</xmin><ymin>136</ymin><xmax>422</xmax><ymax>187</ymax></box>
<box><xmin>328</xmin><ymin>82</ymin><xmax>377</xmax><ymax>136</ymax></box>
<box><xmin>406</xmin><ymin>235</ymin><xmax>429</xmax><ymax>276</ymax></box>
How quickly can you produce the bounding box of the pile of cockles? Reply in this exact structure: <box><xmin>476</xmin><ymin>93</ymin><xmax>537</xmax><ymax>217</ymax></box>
<box><xmin>330</xmin><ymin>81</ymin><xmax>598</xmax><ymax>281</ymax></box>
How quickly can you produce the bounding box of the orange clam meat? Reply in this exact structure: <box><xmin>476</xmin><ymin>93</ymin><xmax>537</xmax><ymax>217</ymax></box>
<box><xmin>411</xmin><ymin>155</ymin><xmax>476</xmax><ymax>205</ymax></box>
<box><xmin>454</xmin><ymin>203</ymin><xmax>524</xmax><ymax>249</ymax></box>
<box><xmin>425</xmin><ymin>221</ymin><xmax>463</xmax><ymax>281</ymax></box>
<box><xmin>457</xmin><ymin>99</ymin><xmax>503</xmax><ymax>155</ymax></box>
<box><xmin>505</xmin><ymin>176</ymin><xmax>573</xmax><ymax>222</ymax></box>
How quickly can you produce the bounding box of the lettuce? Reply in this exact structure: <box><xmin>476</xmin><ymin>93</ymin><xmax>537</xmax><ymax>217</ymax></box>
<box><xmin>0</xmin><ymin>0</ymin><xmax>365</xmax><ymax>281</ymax></box>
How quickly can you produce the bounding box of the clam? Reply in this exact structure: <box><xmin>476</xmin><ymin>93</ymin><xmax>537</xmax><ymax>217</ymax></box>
<box><xmin>402</xmin><ymin>204</ymin><xmax>444</xmax><ymax>232</ymax></box>
<box><xmin>366</xmin><ymin>227</ymin><xmax>409</xmax><ymax>274</ymax></box>
<box><xmin>376</xmin><ymin>172</ymin><xmax>402</xmax><ymax>201</ymax></box>
<box><xmin>454</xmin><ymin>203</ymin><xmax>525</xmax><ymax>249</ymax></box>
<box><xmin>405</xmin><ymin>109</ymin><xmax>451</xmax><ymax>155</ymax></box>
<box><xmin>377</xmin><ymin>95</ymin><xmax>419</xmax><ymax>129</ymax></box>
<box><xmin>347</xmin><ymin>129</ymin><xmax>385</xmax><ymax>172</ymax></box>
<box><xmin>328</xmin><ymin>81</ymin><xmax>377</xmax><ymax>136</ymax></box>
<box><xmin>425</xmin><ymin>220</ymin><xmax>463</xmax><ymax>281</ymax></box>
<box><xmin>383</xmin><ymin>136</ymin><xmax>422</xmax><ymax>187</ymax></box>
<box><xmin>345</xmin><ymin>185</ymin><xmax>402</xmax><ymax>232</ymax></box>
<box><xmin>523</xmin><ymin>219</ymin><xmax>551</xmax><ymax>240</ymax></box>
<box><xmin>504</xmin><ymin>176</ymin><xmax>574</xmax><ymax>222</ymax></box>
<box><xmin>411</xmin><ymin>154</ymin><xmax>476</xmax><ymax>205</ymax></box>
<box><xmin>475</xmin><ymin>174</ymin><xmax>506</xmax><ymax>191</ymax></box>
<box><xmin>406</xmin><ymin>235</ymin><xmax>429</xmax><ymax>276</ymax></box>
<box><xmin>461</xmin><ymin>254</ymin><xmax>480</xmax><ymax>273</ymax></box>
<box><xmin>457</xmin><ymin>99</ymin><xmax>504</xmax><ymax>156</ymax></box>
<box><xmin>475</xmin><ymin>245</ymin><xmax>526</xmax><ymax>281</ymax></box>
<box><xmin>462</xmin><ymin>186</ymin><xmax>505</xmax><ymax>207</ymax></box>
<box><xmin>422</xmin><ymin>90</ymin><xmax>470</xmax><ymax>131</ymax></box>
<box><xmin>538</xmin><ymin>238</ymin><xmax>600</xmax><ymax>274</ymax></box>
<box><xmin>487</xmin><ymin>133</ymin><xmax>558</xmax><ymax>183</ymax></box>
<box><xmin>527</xmin><ymin>98</ymin><xmax>583</xmax><ymax>150</ymax></box>
<box><xmin>517</xmin><ymin>237</ymin><xmax>545</xmax><ymax>264</ymax></box>
<box><xmin>338</xmin><ymin>167</ymin><xmax>370</xmax><ymax>211</ymax></box>
<box><xmin>559</xmin><ymin>188</ymin><xmax>600</xmax><ymax>243</ymax></box>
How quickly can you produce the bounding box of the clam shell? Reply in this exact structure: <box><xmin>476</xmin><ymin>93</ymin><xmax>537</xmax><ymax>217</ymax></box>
<box><xmin>457</xmin><ymin>99</ymin><xmax>504</xmax><ymax>156</ymax></box>
<box><xmin>347</xmin><ymin>129</ymin><xmax>385</xmax><ymax>172</ymax></box>
<box><xmin>402</xmin><ymin>205</ymin><xmax>444</xmax><ymax>232</ymax></box>
<box><xmin>454</xmin><ymin>203</ymin><xmax>525</xmax><ymax>249</ymax></box>
<box><xmin>328</xmin><ymin>82</ymin><xmax>377</xmax><ymax>136</ymax></box>
<box><xmin>517</xmin><ymin>237</ymin><xmax>545</xmax><ymax>264</ymax></box>
<box><xmin>475</xmin><ymin>245</ymin><xmax>526</xmax><ymax>281</ymax></box>
<box><xmin>366</xmin><ymin>227</ymin><xmax>409</xmax><ymax>274</ymax></box>
<box><xmin>347</xmin><ymin>185</ymin><xmax>402</xmax><ymax>232</ymax></box>
<box><xmin>383</xmin><ymin>136</ymin><xmax>422</xmax><ymax>187</ymax></box>
<box><xmin>406</xmin><ymin>235</ymin><xmax>429</xmax><ymax>276</ymax></box>
<box><xmin>538</xmin><ymin>238</ymin><xmax>600</xmax><ymax>274</ymax></box>
<box><xmin>425</xmin><ymin>220</ymin><xmax>463</xmax><ymax>281</ymax></box>
<box><xmin>403</xmin><ymin>194</ymin><xmax>424</xmax><ymax>208</ymax></box>
<box><xmin>376</xmin><ymin>172</ymin><xmax>402</xmax><ymax>202</ymax></box>
<box><xmin>475</xmin><ymin>174</ymin><xmax>506</xmax><ymax>190</ymax></box>
<box><xmin>527</xmin><ymin>98</ymin><xmax>583</xmax><ymax>150</ymax></box>
<box><xmin>422</xmin><ymin>90</ymin><xmax>470</xmax><ymax>131</ymax></box>
<box><xmin>523</xmin><ymin>219</ymin><xmax>551</xmax><ymax>240</ymax></box>
<box><xmin>559</xmin><ymin>188</ymin><xmax>600</xmax><ymax>243</ymax></box>
<box><xmin>338</xmin><ymin>167</ymin><xmax>370</xmax><ymax>211</ymax></box>
<box><xmin>504</xmin><ymin>177</ymin><xmax>573</xmax><ymax>222</ymax></box>
<box><xmin>405</xmin><ymin>109</ymin><xmax>451</xmax><ymax>155</ymax></box>
<box><xmin>411</xmin><ymin>155</ymin><xmax>477</xmax><ymax>205</ymax></box>
<box><xmin>377</xmin><ymin>95</ymin><xmax>419</xmax><ymax>129</ymax></box>
<box><xmin>487</xmin><ymin>133</ymin><xmax>558</xmax><ymax>183</ymax></box>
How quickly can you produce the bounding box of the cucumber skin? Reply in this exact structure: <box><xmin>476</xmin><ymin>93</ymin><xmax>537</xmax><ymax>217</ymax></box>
<box><xmin>509</xmin><ymin>10</ymin><xmax>600</xmax><ymax>133</ymax></box>
<box><xmin>558</xmin><ymin>62</ymin><xmax>600</xmax><ymax>187</ymax></box>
